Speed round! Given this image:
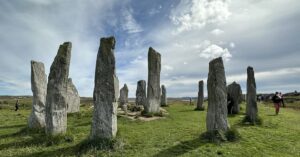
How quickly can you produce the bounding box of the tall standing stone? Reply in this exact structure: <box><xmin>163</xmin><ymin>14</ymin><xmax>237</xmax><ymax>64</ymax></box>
<box><xmin>227</xmin><ymin>81</ymin><xmax>242</xmax><ymax>114</ymax></box>
<box><xmin>206</xmin><ymin>57</ymin><xmax>229</xmax><ymax>132</ymax></box>
<box><xmin>45</xmin><ymin>42</ymin><xmax>71</xmax><ymax>135</ymax></box>
<box><xmin>28</xmin><ymin>60</ymin><xmax>47</xmax><ymax>129</ymax></box>
<box><xmin>195</xmin><ymin>80</ymin><xmax>204</xmax><ymax>110</ymax></box>
<box><xmin>246</xmin><ymin>66</ymin><xmax>258</xmax><ymax>122</ymax></box>
<box><xmin>119</xmin><ymin>84</ymin><xmax>129</xmax><ymax>111</ymax></box>
<box><xmin>145</xmin><ymin>47</ymin><xmax>161</xmax><ymax>113</ymax></box>
<box><xmin>136</xmin><ymin>80</ymin><xmax>146</xmax><ymax>107</ymax></box>
<box><xmin>160</xmin><ymin>85</ymin><xmax>167</xmax><ymax>107</ymax></box>
<box><xmin>66</xmin><ymin>78</ymin><xmax>80</xmax><ymax>113</ymax></box>
<box><xmin>91</xmin><ymin>36</ymin><xmax>119</xmax><ymax>139</ymax></box>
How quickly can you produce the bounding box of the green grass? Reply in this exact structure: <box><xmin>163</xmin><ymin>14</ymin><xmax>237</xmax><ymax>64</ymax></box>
<box><xmin>0</xmin><ymin>99</ymin><xmax>299</xmax><ymax>157</ymax></box>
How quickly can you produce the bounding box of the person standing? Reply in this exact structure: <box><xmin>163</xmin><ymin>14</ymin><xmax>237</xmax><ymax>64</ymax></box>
<box><xmin>272</xmin><ymin>92</ymin><xmax>281</xmax><ymax>115</ymax></box>
<box><xmin>15</xmin><ymin>99</ymin><xmax>19</xmax><ymax>111</ymax></box>
<box><xmin>279</xmin><ymin>92</ymin><xmax>285</xmax><ymax>107</ymax></box>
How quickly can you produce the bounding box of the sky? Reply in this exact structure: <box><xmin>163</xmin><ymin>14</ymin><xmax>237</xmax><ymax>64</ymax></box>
<box><xmin>0</xmin><ymin>0</ymin><xmax>300</xmax><ymax>97</ymax></box>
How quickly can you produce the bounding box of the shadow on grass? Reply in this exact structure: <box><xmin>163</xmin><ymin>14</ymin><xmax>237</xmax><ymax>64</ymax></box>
<box><xmin>153</xmin><ymin>137</ymin><xmax>204</xmax><ymax>157</ymax></box>
<box><xmin>17</xmin><ymin>137</ymin><xmax>124</xmax><ymax>157</ymax></box>
<box><xmin>0</xmin><ymin>127</ymin><xmax>123</xmax><ymax>157</ymax></box>
<box><xmin>0</xmin><ymin>126</ymin><xmax>34</xmax><ymax>138</ymax></box>
<box><xmin>0</xmin><ymin>124</ymin><xmax>25</xmax><ymax>129</ymax></box>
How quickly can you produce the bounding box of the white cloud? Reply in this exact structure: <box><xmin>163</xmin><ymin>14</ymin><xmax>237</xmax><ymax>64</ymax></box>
<box><xmin>121</xmin><ymin>8</ymin><xmax>143</xmax><ymax>33</ymax></box>
<box><xmin>170</xmin><ymin>0</ymin><xmax>231</xmax><ymax>33</ymax></box>
<box><xmin>211</xmin><ymin>29</ymin><xmax>224</xmax><ymax>35</ymax></box>
<box><xmin>199</xmin><ymin>44</ymin><xmax>232</xmax><ymax>61</ymax></box>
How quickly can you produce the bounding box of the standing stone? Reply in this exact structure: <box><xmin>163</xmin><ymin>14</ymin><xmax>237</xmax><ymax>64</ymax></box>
<box><xmin>206</xmin><ymin>57</ymin><xmax>229</xmax><ymax>132</ymax></box>
<box><xmin>45</xmin><ymin>42</ymin><xmax>71</xmax><ymax>135</ymax></box>
<box><xmin>66</xmin><ymin>78</ymin><xmax>80</xmax><ymax>113</ymax></box>
<box><xmin>119</xmin><ymin>84</ymin><xmax>129</xmax><ymax>111</ymax></box>
<box><xmin>28</xmin><ymin>60</ymin><xmax>47</xmax><ymax>129</ymax></box>
<box><xmin>145</xmin><ymin>47</ymin><xmax>161</xmax><ymax>113</ymax></box>
<box><xmin>195</xmin><ymin>80</ymin><xmax>204</xmax><ymax>110</ymax></box>
<box><xmin>136</xmin><ymin>80</ymin><xmax>146</xmax><ymax>107</ymax></box>
<box><xmin>160</xmin><ymin>85</ymin><xmax>167</xmax><ymax>106</ymax></box>
<box><xmin>227</xmin><ymin>81</ymin><xmax>242</xmax><ymax>114</ymax></box>
<box><xmin>246</xmin><ymin>66</ymin><xmax>258</xmax><ymax>122</ymax></box>
<box><xmin>91</xmin><ymin>36</ymin><xmax>119</xmax><ymax>139</ymax></box>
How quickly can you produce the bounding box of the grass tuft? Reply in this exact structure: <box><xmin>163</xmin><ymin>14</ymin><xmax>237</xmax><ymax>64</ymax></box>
<box><xmin>242</xmin><ymin>115</ymin><xmax>263</xmax><ymax>125</ymax></box>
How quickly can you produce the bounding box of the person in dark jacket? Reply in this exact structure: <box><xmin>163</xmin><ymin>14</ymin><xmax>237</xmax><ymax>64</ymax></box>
<box><xmin>15</xmin><ymin>100</ymin><xmax>19</xmax><ymax>111</ymax></box>
<box><xmin>272</xmin><ymin>92</ymin><xmax>281</xmax><ymax>115</ymax></box>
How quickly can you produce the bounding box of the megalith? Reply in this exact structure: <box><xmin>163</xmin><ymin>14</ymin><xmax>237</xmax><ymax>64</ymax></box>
<box><xmin>160</xmin><ymin>85</ymin><xmax>167</xmax><ymax>106</ymax></box>
<box><xmin>135</xmin><ymin>80</ymin><xmax>146</xmax><ymax>107</ymax></box>
<box><xmin>246</xmin><ymin>66</ymin><xmax>258</xmax><ymax>122</ymax></box>
<box><xmin>45</xmin><ymin>42</ymin><xmax>71</xmax><ymax>135</ymax></box>
<box><xmin>66</xmin><ymin>78</ymin><xmax>80</xmax><ymax>113</ymax></box>
<box><xmin>91</xmin><ymin>36</ymin><xmax>119</xmax><ymax>139</ymax></box>
<box><xmin>227</xmin><ymin>81</ymin><xmax>242</xmax><ymax>114</ymax></box>
<box><xmin>145</xmin><ymin>47</ymin><xmax>161</xmax><ymax>113</ymax></box>
<box><xmin>28</xmin><ymin>60</ymin><xmax>47</xmax><ymax>129</ymax></box>
<box><xmin>195</xmin><ymin>80</ymin><xmax>205</xmax><ymax>110</ymax></box>
<box><xmin>206</xmin><ymin>57</ymin><xmax>229</xmax><ymax>132</ymax></box>
<box><xmin>119</xmin><ymin>84</ymin><xmax>129</xmax><ymax>111</ymax></box>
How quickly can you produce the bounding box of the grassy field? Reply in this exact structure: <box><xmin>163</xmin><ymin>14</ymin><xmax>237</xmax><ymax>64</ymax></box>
<box><xmin>0</xmin><ymin>98</ymin><xmax>299</xmax><ymax>157</ymax></box>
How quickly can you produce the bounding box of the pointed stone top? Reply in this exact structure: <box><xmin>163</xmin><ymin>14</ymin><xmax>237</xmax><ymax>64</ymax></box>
<box><xmin>31</xmin><ymin>60</ymin><xmax>44</xmax><ymax>65</ymax></box>
<box><xmin>209</xmin><ymin>57</ymin><xmax>223</xmax><ymax>65</ymax></box>
<box><xmin>199</xmin><ymin>80</ymin><xmax>204</xmax><ymax>84</ymax></box>
<box><xmin>247</xmin><ymin>66</ymin><xmax>254</xmax><ymax>70</ymax></box>
<box><xmin>148</xmin><ymin>47</ymin><xmax>161</xmax><ymax>56</ymax></box>
<box><xmin>100</xmin><ymin>36</ymin><xmax>115</xmax><ymax>49</ymax></box>
<box><xmin>123</xmin><ymin>83</ymin><xmax>128</xmax><ymax>89</ymax></box>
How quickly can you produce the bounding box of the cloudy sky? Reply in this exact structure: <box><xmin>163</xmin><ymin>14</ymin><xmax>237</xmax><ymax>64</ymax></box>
<box><xmin>0</xmin><ymin>0</ymin><xmax>300</xmax><ymax>97</ymax></box>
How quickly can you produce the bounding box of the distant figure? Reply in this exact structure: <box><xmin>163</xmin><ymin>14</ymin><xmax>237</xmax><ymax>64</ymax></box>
<box><xmin>279</xmin><ymin>92</ymin><xmax>285</xmax><ymax>107</ymax></box>
<box><xmin>272</xmin><ymin>92</ymin><xmax>281</xmax><ymax>115</ymax></box>
<box><xmin>227</xmin><ymin>95</ymin><xmax>234</xmax><ymax>114</ymax></box>
<box><xmin>189</xmin><ymin>97</ymin><xmax>192</xmax><ymax>105</ymax></box>
<box><xmin>15</xmin><ymin>100</ymin><xmax>19</xmax><ymax>111</ymax></box>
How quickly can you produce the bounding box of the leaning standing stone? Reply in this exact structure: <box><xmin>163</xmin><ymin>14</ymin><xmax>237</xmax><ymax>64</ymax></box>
<box><xmin>28</xmin><ymin>60</ymin><xmax>47</xmax><ymax>129</ymax></box>
<box><xmin>160</xmin><ymin>85</ymin><xmax>167</xmax><ymax>106</ymax></box>
<box><xmin>66</xmin><ymin>78</ymin><xmax>80</xmax><ymax>113</ymax></box>
<box><xmin>45</xmin><ymin>42</ymin><xmax>71</xmax><ymax>135</ymax></box>
<box><xmin>195</xmin><ymin>80</ymin><xmax>205</xmax><ymax>110</ymax></box>
<box><xmin>145</xmin><ymin>47</ymin><xmax>161</xmax><ymax>113</ymax></box>
<box><xmin>91</xmin><ymin>36</ymin><xmax>119</xmax><ymax>139</ymax></box>
<box><xmin>136</xmin><ymin>80</ymin><xmax>146</xmax><ymax>107</ymax></box>
<box><xmin>227</xmin><ymin>81</ymin><xmax>242</xmax><ymax>114</ymax></box>
<box><xmin>246</xmin><ymin>66</ymin><xmax>258</xmax><ymax>123</ymax></box>
<box><xmin>206</xmin><ymin>57</ymin><xmax>229</xmax><ymax>132</ymax></box>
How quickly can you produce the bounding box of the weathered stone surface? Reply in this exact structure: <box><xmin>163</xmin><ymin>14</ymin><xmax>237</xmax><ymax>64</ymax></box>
<box><xmin>45</xmin><ymin>42</ymin><xmax>71</xmax><ymax>135</ymax></box>
<box><xmin>246</xmin><ymin>66</ymin><xmax>258</xmax><ymax>122</ymax></box>
<box><xmin>119</xmin><ymin>84</ymin><xmax>129</xmax><ymax>112</ymax></box>
<box><xmin>195</xmin><ymin>80</ymin><xmax>204</xmax><ymax>110</ymax></box>
<box><xmin>145</xmin><ymin>47</ymin><xmax>161</xmax><ymax>113</ymax></box>
<box><xmin>206</xmin><ymin>57</ymin><xmax>229</xmax><ymax>132</ymax></box>
<box><xmin>28</xmin><ymin>60</ymin><xmax>47</xmax><ymax>129</ymax></box>
<box><xmin>227</xmin><ymin>81</ymin><xmax>242</xmax><ymax>114</ymax></box>
<box><xmin>66</xmin><ymin>78</ymin><xmax>80</xmax><ymax>113</ymax></box>
<box><xmin>91</xmin><ymin>36</ymin><xmax>119</xmax><ymax>139</ymax></box>
<box><xmin>135</xmin><ymin>80</ymin><xmax>146</xmax><ymax>107</ymax></box>
<box><xmin>160</xmin><ymin>85</ymin><xmax>167</xmax><ymax>106</ymax></box>
<box><xmin>119</xmin><ymin>84</ymin><xmax>129</xmax><ymax>106</ymax></box>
